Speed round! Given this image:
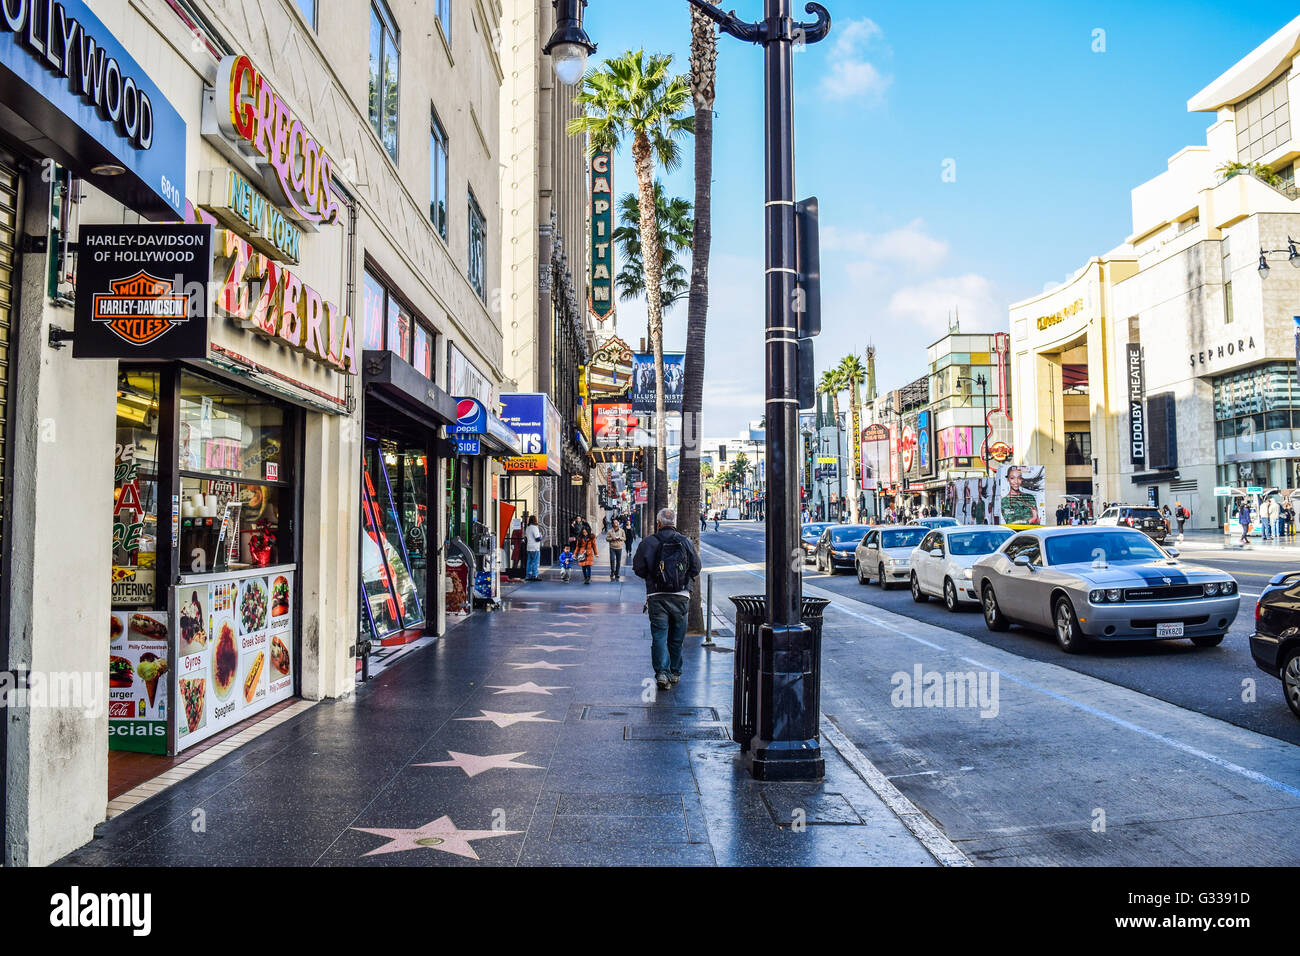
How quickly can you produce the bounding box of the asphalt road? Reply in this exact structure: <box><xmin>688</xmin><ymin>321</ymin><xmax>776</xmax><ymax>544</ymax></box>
<box><xmin>697</xmin><ymin>520</ymin><xmax>1300</xmax><ymax>865</ymax></box>
<box><xmin>700</xmin><ymin>521</ymin><xmax>1300</xmax><ymax>746</ymax></box>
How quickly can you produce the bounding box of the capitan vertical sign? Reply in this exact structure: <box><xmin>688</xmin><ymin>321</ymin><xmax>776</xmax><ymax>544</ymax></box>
<box><xmin>589</xmin><ymin>151</ymin><xmax>614</xmax><ymax>322</ymax></box>
<box><xmin>1128</xmin><ymin>343</ymin><xmax>1146</xmax><ymax>467</ymax></box>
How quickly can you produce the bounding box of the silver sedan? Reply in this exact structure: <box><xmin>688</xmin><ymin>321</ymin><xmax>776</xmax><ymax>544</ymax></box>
<box><xmin>971</xmin><ymin>527</ymin><xmax>1240</xmax><ymax>653</ymax></box>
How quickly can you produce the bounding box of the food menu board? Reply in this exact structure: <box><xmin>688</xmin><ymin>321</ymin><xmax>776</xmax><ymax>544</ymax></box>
<box><xmin>109</xmin><ymin>611</ymin><xmax>170</xmax><ymax>754</ymax></box>
<box><xmin>173</xmin><ymin>567</ymin><xmax>295</xmax><ymax>752</ymax></box>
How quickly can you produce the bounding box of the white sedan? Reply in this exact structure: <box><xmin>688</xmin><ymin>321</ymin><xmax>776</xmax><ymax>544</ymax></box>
<box><xmin>855</xmin><ymin>525</ymin><xmax>928</xmax><ymax>588</ymax></box>
<box><xmin>910</xmin><ymin>526</ymin><xmax>1015</xmax><ymax>611</ymax></box>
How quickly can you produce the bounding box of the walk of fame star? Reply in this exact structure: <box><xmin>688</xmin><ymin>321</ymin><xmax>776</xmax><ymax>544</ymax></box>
<box><xmin>414</xmin><ymin>750</ymin><xmax>543</xmax><ymax>777</ymax></box>
<box><xmin>487</xmin><ymin>681</ymin><xmax>568</xmax><ymax>695</ymax></box>
<box><xmin>455</xmin><ymin>710</ymin><xmax>557</xmax><ymax>728</ymax></box>
<box><xmin>506</xmin><ymin>660</ymin><xmax>577</xmax><ymax>670</ymax></box>
<box><xmin>519</xmin><ymin>645</ymin><xmax>582</xmax><ymax>652</ymax></box>
<box><xmin>352</xmin><ymin>816</ymin><xmax>521</xmax><ymax>859</ymax></box>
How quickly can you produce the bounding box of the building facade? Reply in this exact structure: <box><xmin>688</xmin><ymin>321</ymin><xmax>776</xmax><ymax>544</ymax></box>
<box><xmin>2</xmin><ymin>0</ymin><xmax>506</xmax><ymax>866</ymax></box>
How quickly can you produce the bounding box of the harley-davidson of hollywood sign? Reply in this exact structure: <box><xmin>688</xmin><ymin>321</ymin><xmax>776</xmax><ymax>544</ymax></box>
<box><xmin>214</xmin><ymin>228</ymin><xmax>357</xmax><ymax>374</ymax></box>
<box><xmin>217</xmin><ymin>54</ymin><xmax>340</xmax><ymax>227</ymax></box>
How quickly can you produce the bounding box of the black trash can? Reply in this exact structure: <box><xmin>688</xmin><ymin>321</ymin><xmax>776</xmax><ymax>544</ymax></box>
<box><xmin>729</xmin><ymin>595</ymin><xmax>830</xmax><ymax>751</ymax></box>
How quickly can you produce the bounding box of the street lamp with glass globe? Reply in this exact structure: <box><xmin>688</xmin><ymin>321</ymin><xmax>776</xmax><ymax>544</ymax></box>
<box><xmin>543</xmin><ymin>0</ymin><xmax>597</xmax><ymax>85</ymax></box>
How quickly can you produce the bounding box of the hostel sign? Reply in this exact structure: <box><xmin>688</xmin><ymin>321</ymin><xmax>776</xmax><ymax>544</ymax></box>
<box><xmin>589</xmin><ymin>151</ymin><xmax>614</xmax><ymax>322</ymax></box>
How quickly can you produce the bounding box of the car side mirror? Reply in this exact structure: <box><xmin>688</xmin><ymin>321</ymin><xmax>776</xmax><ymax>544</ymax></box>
<box><xmin>1013</xmin><ymin>554</ymin><xmax>1033</xmax><ymax>569</ymax></box>
<box><xmin>929</xmin><ymin>548</ymin><xmax>943</xmax><ymax>558</ymax></box>
<box><xmin>1164</xmin><ymin>548</ymin><xmax>1179</xmax><ymax>558</ymax></box>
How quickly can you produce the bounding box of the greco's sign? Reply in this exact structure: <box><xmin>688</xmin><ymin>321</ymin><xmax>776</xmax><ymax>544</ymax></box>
<box><xmin>73</xmin><ymin>224</ymin><xmax>211</xmax><ymax>359</ymax></box>
<box><xmin>589</xmin><ymin>151</ymin><xmax>614</xmax><ymax>321</ymax></box>
<box><xmin>214</xmin><ymin>54</ymin><xmax>341</xmax><ymax>227</ymax></box>
<box><xmin>0</xmin><ymin>0</ymin><xmax>187</xmax><ymax>218</ymax></box>
<box><xmin>213</xmin><ymin>228</ymin><xmax>357</xmax><ymax>375</ymax></box>
<box><xmin>1128</xmin><ymin>343</ymin><xmax>1146</xmax><ymax>466</ymax></box>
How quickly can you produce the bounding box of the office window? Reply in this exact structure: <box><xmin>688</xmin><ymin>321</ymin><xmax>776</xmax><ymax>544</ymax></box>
<box><xmin>369</xmin><ymin>2</ymin><xmax>400</xmax><ymax>160</ymax></box>
<box><xmin>430</xmin><ymin>111</ymin><xmax>448</xmax><ymax>240</ymax></box>
<box><xmin>295</xmin><ymin>0</ymin><xmax>315</xmax><ymax>27</ymax></box>
<box><xmin>1235</xmin><ymin>73</ymin><xmax>1290</xmax><ymax>164</ymax></box>
<box><xmin>435</xmin><ymin>0</ymin><xmax>451</xmax><ymax>39</ymax></box>
<box><xmin>1224</xmin><ymin>280</ymin><xmax>1234</xmax><ymax>325</ymax></box>
<box><xmin>468</xmin><ymin>191</ymin><xmax>486</xmax><ymax>301</ymax></box>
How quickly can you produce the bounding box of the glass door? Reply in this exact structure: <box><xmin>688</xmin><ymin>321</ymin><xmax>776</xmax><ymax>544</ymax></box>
<box><xmin>360</xmin><ymin>439</ymin><xmax>425</xmax><ymax>641</ymax></box>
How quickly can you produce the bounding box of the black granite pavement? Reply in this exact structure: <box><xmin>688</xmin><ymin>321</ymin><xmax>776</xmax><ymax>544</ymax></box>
<box><xmin>58</xmin><ymin>561</ymin><xmax>936</xmax><ymax>866</ymax></box>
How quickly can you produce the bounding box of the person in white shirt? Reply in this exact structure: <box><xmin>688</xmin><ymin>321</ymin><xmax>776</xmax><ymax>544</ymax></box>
<box><xmin>525</xmin><ymin>515</ymin><xmax>543</xmax><ymax>580</ymax></box>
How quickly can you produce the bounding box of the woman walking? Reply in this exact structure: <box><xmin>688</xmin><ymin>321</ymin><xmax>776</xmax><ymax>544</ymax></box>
<box><xmin>606</xmin><ymin>518</ymin><xmax>626</xmax><ymax>581</ymax></box>
<box><xmin>575</xmin><ymin>528</ymin><xmax>598</xmax><ymax>585</ymax></box>
<box><xmin>524</xmin><ymin>515</ymin><xmax>543</xmax><ymax>580</ymax></box>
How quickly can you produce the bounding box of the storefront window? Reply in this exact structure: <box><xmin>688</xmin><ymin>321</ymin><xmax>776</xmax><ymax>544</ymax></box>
<box><xmin>387</xmin><ymin>296</ymin><xmax>411</xmax><ymax>363</ymax></box>
<box><xmin>177</xmin><ymin>373</ymin><xmax>293</xmax><ymax>574</ymax></box>
<box><xmin>362</xmin><ymin>271</ymin><xmax>385</xmax><ymax>351</ymax></box>
<box><xmin>413</xmin><ymin>324</ymin><xmax>434</xmax><ymax>379</ymax></box>
<box><xmin>113</xmin><ymin>371</ymin><xmax>161</xmax><ymax>608</ymax></box>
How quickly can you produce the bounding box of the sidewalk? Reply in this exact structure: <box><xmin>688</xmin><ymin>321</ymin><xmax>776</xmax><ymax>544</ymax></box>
<box><xmin>57</xmin><ymin>553</ymin><xmax>946</xmax><ymax>866</ymax></box>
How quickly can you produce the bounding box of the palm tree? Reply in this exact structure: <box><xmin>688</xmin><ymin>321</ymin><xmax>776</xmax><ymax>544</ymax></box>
<box><xmin>613</xmin><ymin>184</ymin><xmax>693</xmax><ymax>309</ymax></box>
<box><xmin>570</xmin><ymin>50</ymin><xmax>693</xmax><ymax>512</ymax></box>
<box><xmin>677</xmin><ymin>3</ymin><xmax>718</xmax><ymax>632</ymax></box>
<box><xmin>817</xmin><ymin>367</ymin><xmax>846</xmax><ymax>518</ymax></box>
<box><xmin>838</xmin><ymin>354</ymin><xmax>867</xmax><ymax>522</ymax></box>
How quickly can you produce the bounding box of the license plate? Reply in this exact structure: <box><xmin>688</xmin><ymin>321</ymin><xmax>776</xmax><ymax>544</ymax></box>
<box><xmin>1156</xmin><ymin>622</ymin><xmax>1184</xmax><ymax>638</ymax></box>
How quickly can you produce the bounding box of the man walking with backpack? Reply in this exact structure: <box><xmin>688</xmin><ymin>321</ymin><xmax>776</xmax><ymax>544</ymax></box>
<box><xmin>633</xmin><ymin>508</ymin><xmax>702</xmax><ymax>691</ymax></box>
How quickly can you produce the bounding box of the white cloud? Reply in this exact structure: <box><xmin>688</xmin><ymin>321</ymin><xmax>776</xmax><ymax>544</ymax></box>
<box><xmin>821</xmin><ymin>18</ymin><xmax>891</xmax><ymax>103</ymax></box>
<box><xmin>824</xmin><ymin>220</ymin><xmax>949</xmax><ymax>272</ymax></box>
<box><xmin>885</xmin><ymin>274</ymin><xmax>1002</xmax><ymax>336</ymax></box>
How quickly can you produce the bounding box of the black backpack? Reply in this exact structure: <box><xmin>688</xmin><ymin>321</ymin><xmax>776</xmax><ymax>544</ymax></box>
<box><xmin>654</xmin><ymin>532</ymin><xmax>692</xmax><ymax>592</ymax></box>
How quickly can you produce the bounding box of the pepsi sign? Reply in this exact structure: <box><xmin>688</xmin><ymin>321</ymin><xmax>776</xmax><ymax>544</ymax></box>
<box><xmin>451</xmin><ymin>397</ymin><xmax>486</xmax><ymax>435</ymax></box>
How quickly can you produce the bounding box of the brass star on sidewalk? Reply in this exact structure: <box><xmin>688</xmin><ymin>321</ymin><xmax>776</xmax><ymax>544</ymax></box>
<box><xmin>520</xmin><ymin>645</ymin><xmax>582</xmax><ymax>652</ymax></box>
<box><xmin>415</xmin><ymin>750</ymin><xmax>543</xmax><ymax>777</ymax></box>
<box><xmin>506</xmin><ymin>660</ymin><xmax>577</xmax><ymax>670</ymax></box>
<box><xmin>352</xmin><ymin>815</ymin><xmax>521</xmax><ymax>859</ymax></box>
<box><xmin>456</xmin><ymin>710</ymin><xmax>558</xmax><ymax>728</ymax></box>
<box><xmin>487</xmin><ymin>681</ymin><xmax>568</xmax><ymax>695</ymax></box>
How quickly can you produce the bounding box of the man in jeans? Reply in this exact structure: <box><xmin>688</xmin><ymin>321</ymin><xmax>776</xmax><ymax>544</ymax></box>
<box><xmin>633</xmin><ymin>508</ymin><xmax>702</xmax><ymax>690</ymax></box>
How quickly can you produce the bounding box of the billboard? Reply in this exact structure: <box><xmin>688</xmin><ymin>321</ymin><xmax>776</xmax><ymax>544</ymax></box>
<box><xmin>943</xmin><ymin>477</ymin><xmax>999</xmax><ymax>525</ymax></box>
<box><xmin>938</xmin><ymin>426</ymin><xmax>974</xmax><ymax>461</ymax></box>
<box><xmin>500</xmin><ymin>393</ymin><xmax>561</xmax><ymax>475</ymax></box>
<box><xmin>996</xmin><ymin>463</ymin><xmax>1045</xmax><ymax>526</ymax></box>
<box><xmin>861</xmin><ymin>424</ymin><xmax>889</xmax><ymax>491</ymax></box>
<box><xmin>593</xmin><ymin>402</ymin><xmax>641</xmax><ymax>447</ymax></box>
<box><xmin>631</xmin><ymin>352</ymin><xmax>685</xmax><ymax>413</ymax></box>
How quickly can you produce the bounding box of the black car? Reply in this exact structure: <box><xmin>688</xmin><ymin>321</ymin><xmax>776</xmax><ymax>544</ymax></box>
<box><xmin>1250</xmin><ymin>571</ymin><xmax>1300</xmax><ymax>719</ymax></box>
<box><xmin>1097</xmin><ymin>504</ymin><xmax>1169</xmax><ymax>543</ymax></box>
<box><xmin>815</xmin><ymin>524</ymin><xmax>871</xmax><ymax>574</ymax></box>
<box><xmin>800</xmin><ymin>522</ymin><xmax>831</xmax><ymax>563</ymax></box>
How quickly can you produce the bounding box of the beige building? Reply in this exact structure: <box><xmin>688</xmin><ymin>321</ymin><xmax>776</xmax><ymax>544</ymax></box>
<box><xmin>2</xmin><ymin>0</ymin><xmax>506</xmax><ymax>865</ymax></box>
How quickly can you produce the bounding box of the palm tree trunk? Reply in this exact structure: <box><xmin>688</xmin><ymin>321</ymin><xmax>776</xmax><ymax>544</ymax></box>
<box><xmin>633</xmin><ymin>133</ymin><xmax>668</xmax><ymax>512</ymax></box>
<box><xmin>678</xmin><ymin>10</ymin><xmax>715</xmax><ymax>634</ymax></box>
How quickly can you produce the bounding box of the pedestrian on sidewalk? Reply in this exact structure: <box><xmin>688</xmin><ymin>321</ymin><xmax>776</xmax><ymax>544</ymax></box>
<box><xmin>1174</xmin><ymin>501</ymin><xmax>1189</xmax><ymax>541</ymax></box>
<box><xmin>700</xmin><ymin>509</ymin><xmax>708</xmax><ymax>532</ymax></box>
<box><xmin>524</xmin><ymin>516</ymin><xmax>543</xmax><ymax>580</ymax></box>
<box><xmin>1239</xmin><ymin>503</ymin><xmax>1253</xmax><ymax>546</ymax></box>
<box><xmin>1262</xmin><ymin>498</ymin><xmax>1275</xmax><ymax>541</ymax></box>
<box><xmin>606</xmin><ymin>518</ymin><xmax>626</xmax><ymax>581</ymax></box>
<box><xmin>575</xmin><ymin>528</ymin><xmax>598</xmax><ymax>585</ymax></box>
<box><xmin>633</xmin><ymin>508</ymin><xmax>702</xmax><ymax>690</ymax></box>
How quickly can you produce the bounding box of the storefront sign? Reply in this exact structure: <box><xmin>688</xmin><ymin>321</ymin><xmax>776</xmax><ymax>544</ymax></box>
<box><xmin>1128</xmin><ymin>343</ymin><xmax>1146</xmax><ymax>466</ymax></box>
<box><xmin>500</xmin><ymin>392</ymin><xmax>562</xmax><ymax>475</ymax></box>
<box><xmin>989</xmin><ymin>441</ymin><xmax>1012</xmax><ymax>463</ymax></box>
<box><xmin>73</xmin><ymin>224</ymin><xmax>211</xmax><ymax>359</ymax></box>
<box><xmin>109</xmin><ymin>611</ymin><xmax>169</xmax><ymax>754</ymax></box>
<box><xmin>214</xmin><ymin>228</ymin><xmax>358</xmax><ymax>374</ymax></box>
<box><xmin>451</xmin><ymin>397</ymin><xmax>487</xmax><ymax>435</ymax></box>
<box><xmin>0</xmin><ymin>0</ymin><xmax>187</xmax><ymax>218</ymax></box>
<box><xmin>174</xmin><ymin>569</ymin><xmax>295</xmax><ymax>752</ymax></box>
<box><xmin>1188</xmin><ymin>336</ymin><xmax>1257</xmax><ymax>370</ymax></box>
<box><xmin>589</xmin><ymin>151</ymin><xmax>614</xmax><ymax>321</ymax></box>
<box><xmin>900</xmin><ymin>424</ymin><xmax>917</xmax><ymax>474</ymax></box>
<box><xmin>201</xmin><ymin>168</ymin><xmax>302</xmax><ymax>263</ymax></box>
<box><xmin>594</xmin><ymin>401</ymin><xmax>641</xmax><ymax>447</ymax></box>
<box><xmin>449</xmin><ymin>343</ymin><xmax>492</xmax><ymax>406</ymax></box>
<box><xmin>1034</xmin><ymin>298</ymin><xmax>1083</xmax><ymax>331</ymax></box>
<box><xmin>456</xmin><ymin>437</ymin><xmax>481</xmax><ymax>455</ymax></box>
<box><xmin>213</xmin><ymin>54</ymin><xmax>341</xmax><ymax>226</ymax></box>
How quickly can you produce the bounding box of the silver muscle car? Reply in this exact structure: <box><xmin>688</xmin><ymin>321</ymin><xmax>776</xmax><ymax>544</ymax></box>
<box><xmin>970</xmin><ymin>527</ymin><xmax>1240</xmax><ymax>653</ymax></box>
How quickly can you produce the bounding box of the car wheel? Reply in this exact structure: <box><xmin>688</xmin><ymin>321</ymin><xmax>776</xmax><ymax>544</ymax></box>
<box><xmin>982</xmin><ymin>584</ymin><xmax>1009</xmax><ymax>631</ymax></box>
<box><xmin>1191</xmin><ymin>635</ymin><xmax>1224</xmax><ymax>648</ymax></box>
<box><xmin>1053</xmin><ymin>597</ymin><xmax>1089</xmax><ymax>654</ymax></box>
<box><xmin>944</xmin><ymin>578</ymin><xmax>959</xmax><ymax>612</ymax></box>
<box><xmin>878</xmin><ymin>564</ymin><xmax>888</xmax><ymax>589</ymax></box>
<box><xmin>1283</xmin><ymin>647</ymin><xmax>1300</xmax><ymax>719</ymax></box>
<box><xmin>911</xmin><ymin>573</ymin><xmax>928</xmax><ymax>603</ymax></box>
<box><xmin>856</xmin><ymin>560</ymin><xmax>867</xmax><ymax>584</ymax></box>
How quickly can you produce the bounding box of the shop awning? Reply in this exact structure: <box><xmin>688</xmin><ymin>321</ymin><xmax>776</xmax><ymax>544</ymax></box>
<box><xmin>481</xmin><ymin>413</ymin><xmax>521</xmax><ymax>456</ymax></box>
<box><xmin>363</xmin><ymin>350</ymin><xmax>457</xmax><ymax>426</ymax></box>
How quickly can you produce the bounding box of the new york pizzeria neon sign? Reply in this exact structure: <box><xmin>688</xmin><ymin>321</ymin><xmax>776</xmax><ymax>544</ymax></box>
<box><xmin>216</xmin><ymin>55</ymin><xmax>341</xmax><ymax>226</ymax></box>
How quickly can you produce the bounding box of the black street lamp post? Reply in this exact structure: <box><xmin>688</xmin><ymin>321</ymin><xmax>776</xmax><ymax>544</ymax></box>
<box><xmin>548</xmin><ymin>0</ymin><xmax>832</xmax><ymax>780</ymax></box>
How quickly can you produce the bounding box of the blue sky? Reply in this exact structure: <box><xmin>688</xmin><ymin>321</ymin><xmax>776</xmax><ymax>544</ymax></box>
<box><xmin>582</xmin><ymin>1</ymin><xmax>1291</xmax><ymax>438</ymax></box>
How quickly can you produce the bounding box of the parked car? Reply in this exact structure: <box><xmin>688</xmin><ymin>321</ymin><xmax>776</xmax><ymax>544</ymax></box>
<box><xmin>1096</xmin><ymin>504</ymin><xmax>1169</xmax><ymax>543</ymax></box>
<box><xmin>800</xmin><ymin>522</ymin><xmax>832</xmax><ymax>563</ymax></box>
<box><xmin>855</xmin><ymin>525</ymin><xmax>927</xmax><ymax>588</ymax></box>
<box><xmin>815</xmin><ymin>524</ymin><xmax>872</xmax><ymax>574</ymax></box>
<box><xmin>915</xmin><ymin>516</ymin><xmax>959</xmax><ymax>529</ymax></box>
<box><xmin>1250</xmin><ymin>571</ymin><xmax>1300</xmax><ymax>719</ymax></box>
<box><xmin>909</xmin><ymin>526</ymin><xmax>1015</xmax><ymax>610</ymax></box>
<box><xmin>971</xmin><ymin>526</ymin><xmax>1238</xmax><ymax>653</ymax></box>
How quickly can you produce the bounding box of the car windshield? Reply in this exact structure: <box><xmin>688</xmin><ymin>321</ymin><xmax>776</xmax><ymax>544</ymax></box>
<box><xmin>881</xmin><ymin>528</ymin><xmax>926</xmax><ymax>549</ymax></box>
<box><xmin>1126</xmin><ymin>509</ymin><xmax>1162</xmax><ymax>520</ymax></box>
<box><xmin>947</xmin><ymin>530</ymin><xmax>1013</xmax><ymax>556</ymax></box>
<box><xmin>1044</xmin><ymin>531</ymin><xmax>1167</xmax><ymax>566</ymax></box>
<box><xmin>802</xmin><ymin>524</ymin><xmax>829</xmax><ymax>538</ymax></box>
<box><xmin>923</xmin><ymin>518</ymin><xmax>957</xmax><ymax>526</ymax></box>
<box><xmin>831</xmin><ymin>526</ymin><xmax>868</xmax><ymax>544</ymax></box>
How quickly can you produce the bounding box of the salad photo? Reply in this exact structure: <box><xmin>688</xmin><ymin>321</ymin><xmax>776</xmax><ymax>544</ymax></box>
<box><xmin>239</xmin><ymin>577</ymin><xmax>267</xmax><ymax>634</ymax></box>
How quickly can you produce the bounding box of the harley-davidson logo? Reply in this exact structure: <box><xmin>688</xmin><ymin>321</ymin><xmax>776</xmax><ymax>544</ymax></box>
<box><xmin>92</xmin><ymin>271</ymin><xmax>189</xmax><ymax>346</ymax></box>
